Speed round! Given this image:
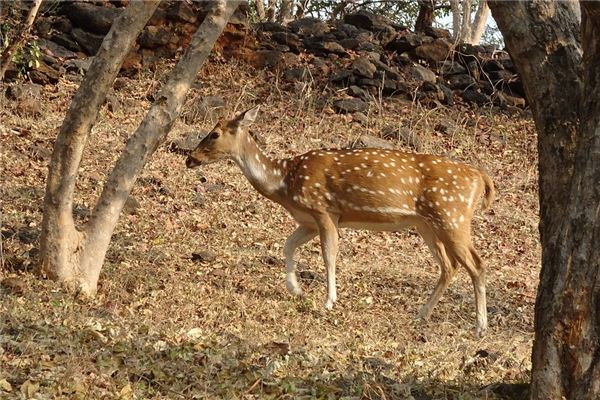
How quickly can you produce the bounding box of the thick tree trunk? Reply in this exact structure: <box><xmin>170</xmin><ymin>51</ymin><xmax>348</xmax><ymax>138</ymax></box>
<box><xmin>415</xmin><ymin>0</ymin><xmax>435</xmax><ymax>33</ymax></box>
<box><xmin>40</xmin><ymin>1</ymin><xmax>160</xmax><ymax>290</ymax></box>
<box><xmin>0</xmin><ymin>0</ymin><xmax>42</xmax><ymax>81</ymax></box>
<box><xmin>489</xmin><ymin>1</ymin><xmax>600</xmax><ymax>399</ymax></box>
<box><xmin>450</xmin><ymin>0</ymin><xmax>461</xmax><ymax>42</ymax></box>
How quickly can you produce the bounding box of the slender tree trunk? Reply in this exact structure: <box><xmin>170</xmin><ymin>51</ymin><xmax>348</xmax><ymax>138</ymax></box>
<box><xmin>415</xmin><ymin>0</ymin><xmax>435</xmax><ymax>33</ymax></box>
<box><xmin>277</xmin><ymin>0</ymin><xmax>294</xmax><ymax>23</ymax></box>
<box><xmin>489</xmin><ymin>1</ymin><xmax>600</xmax><ymax>399</ymax></box>
<box><xmin>0</xmin><ymin>0</ymin><xmax>42</xmax><ymax>81</ymax></box>
<box><xmin>466</xmin><ymin>0</ymin><xmax>490</xmax><ymax>44</ymax></box>
<box><xmin>41</xmin><ymin>0</ymin><xmax>241</xmax><ymax>295</ymax></box>
<box><xmin>266</xmin><ymin>0</ymin><xmax>276</xmax><ymax>21</ymax></box>
<box><xmin>78</xmin><ymin>0</ymin><xmax>240</xmax><ymax>294</ymax></box>
<box><xmin>460</xmin><ymin>0</ymin><xmax>473</xmax><ymax>42</ymax></box>
<box><xmin>450</xmin><ymin>0</ymin><xmax>461</xmax><ymax>42</ymax></box>
<box><xmin>40</xmin><ymin>1</ymin><xmax>160</xmax><ymax>289</ymax></box>
<box><xmin>254</xmin><ymin>0</ymin><xmax>265</xmax><ymax>20</ymax></box>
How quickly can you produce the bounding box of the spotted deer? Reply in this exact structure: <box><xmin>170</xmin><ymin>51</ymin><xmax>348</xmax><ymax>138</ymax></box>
<box><xmin>186</xmin><ymin>107</ymin><xmax>495</xmax><ymax>336</ymax></box>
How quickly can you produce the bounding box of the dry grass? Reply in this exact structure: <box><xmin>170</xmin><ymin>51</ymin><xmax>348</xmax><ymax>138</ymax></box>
<box><xmin>0</xmin><ymin>60</ymin><xmax>539</xmax><ymax>399</ymax></box>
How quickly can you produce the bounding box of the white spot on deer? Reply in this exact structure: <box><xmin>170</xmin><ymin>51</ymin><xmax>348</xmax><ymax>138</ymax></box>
<box><xmin>459</xmin><ymin>215</ymin><xmax>465</xmax><ymax>222</ymax></box>
<box><xmin>314</xmin><ymin>183</ymin><xmax>321</xmax><ymax>188</ymax></box>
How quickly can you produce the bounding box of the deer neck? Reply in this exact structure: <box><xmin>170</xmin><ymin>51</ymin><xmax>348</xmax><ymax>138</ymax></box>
<box><xmin>233</xmin><ymin>133</ymin><xmax>286</xmax><ymax>198</ymax></box>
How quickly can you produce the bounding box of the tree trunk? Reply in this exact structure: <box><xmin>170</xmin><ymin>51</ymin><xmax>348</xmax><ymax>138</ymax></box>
<box><xmin>415</xmin><ymin>0</ymin><xmax>435</xmax><ymax>33</ymax></box>
<box><xmin>277</xmin><ymin>0</ymin><xmax>294</xmax><ymax>23</ymax></box>
<box><xmin>40</xmin><ymin>1</ymin><xmax>160</xmax><ymax>290</ymax></box>
<box><xmin>0</xmin><ymin>0</ymin><xmax>42</xmax><ymax>81</ymax></box>
<box><xmin>450</xmin><ymin>0</ymin><xmax>461</xmax><ymax>42</ymax></box>
<box><xmin>254</xmin><ymin>0</ymin><xmax>265</xmax><ymax>20</ymax></box>
<box><xmin>465</xmin><ymin>0</ymin><xmax>490</xmax><ymax>44</ymax></box>
<box><xmin>459</xmin><ymin>0</ymin><xmax>473</xmax><ymax>41</ymax></box>
<box><xmin>489</xmin><ymin>1</ymin><xmax>600</xmax><ymax>399</ymax></box>
<box><xmin>40</xmin><ymin>0</ymin><xmax>241</xmax><ymax>295</ymax></box>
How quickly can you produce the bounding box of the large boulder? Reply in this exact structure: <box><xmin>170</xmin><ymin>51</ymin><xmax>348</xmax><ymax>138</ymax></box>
<box><xmin>67</xmin><ymin>3</ymin><xmax>123</xmax><ymax>35</ymax></box>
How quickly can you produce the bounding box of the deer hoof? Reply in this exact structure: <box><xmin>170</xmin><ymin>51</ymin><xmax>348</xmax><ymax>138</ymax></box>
<box><xmin>285</xmin><ymin>279</ymin><xmax>303</xmax><ymax>296</ymax></box>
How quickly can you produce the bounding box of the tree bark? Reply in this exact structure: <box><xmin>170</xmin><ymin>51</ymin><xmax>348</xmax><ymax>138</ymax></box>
<box><xmin>466</xmin><ymin>0</ymin><xmax>490</xmax><ymax>44</ymax></box>
<box><xmin>277</xmin><ymin>0</ymin><xmax>294</xmax><ymax>23</ymax></box>
<box><xmin>40</xmin><ymin>1</ymin><xmax>160</xmax><ymax>289</ymax></box>
<box><xmin>415</xmin><ymin>0</ymin><xmax>435</xmax><ymax>33</ymax></box>
<box><xmin>450</xmin><ymin>0</ymin><xmax>461</xmax><ymax>42</ymax></box>
<box><xmin>254</xmin><ymin>0</ymin><xmax>266</xmax><ymax>20</ymax></box>
<box><xmin>489</xmin><ymin>1</ymin><xmax>600</xmax><ymax>399</ymax></box>
<box><xmin>0</xmin><ymin>0</ymin><xmax>42</xmax><ymax>81</ymax></box>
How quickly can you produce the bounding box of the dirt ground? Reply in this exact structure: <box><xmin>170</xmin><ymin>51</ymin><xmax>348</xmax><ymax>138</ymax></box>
<box><xmin>0</xmin><ymin>61</ymin><xmax>539</xmax><ymax>399</ymax></box>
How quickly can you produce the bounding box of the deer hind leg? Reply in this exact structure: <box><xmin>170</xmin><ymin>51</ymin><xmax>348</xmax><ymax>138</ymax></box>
<box><xmin>444</xmin><ymin>237</ymin><xmax>488</xmax><ymax>337</ymax></box>
<box><xmin>314</xmin><ymin>213</ymin><xmax>339</xmax><ymax>310</ymax></box>
<box><xmin>460</xmin><ymin>244</ymin><xmax>488</xmax><ymax>336</ymax></box>
<box><xmin>284</xmin><ymin>225</ymin><xmax>318</xmax><ymax>296</ymax></box>
<box><xmin>416</xmin><ymin>224</ymin><xmax>457</xmax><ymax>320</ymax></box>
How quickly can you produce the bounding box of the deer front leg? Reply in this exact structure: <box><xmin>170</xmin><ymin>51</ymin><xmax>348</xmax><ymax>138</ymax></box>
<box><xmin>315</xmin><ymin>214</ymin><xmax>339</xmax><ymax>310</ymax></box>
<box><xmin>283</xmin><ymin>225</ymin><xmax>317</xmax><ymax>296</ymax></box>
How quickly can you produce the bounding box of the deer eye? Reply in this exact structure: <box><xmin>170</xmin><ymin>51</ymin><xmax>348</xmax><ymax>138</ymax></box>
<box><xmin>209</xmin><ymin>131</ymin><xmax>220</xmax><ymax>140</ymax></box>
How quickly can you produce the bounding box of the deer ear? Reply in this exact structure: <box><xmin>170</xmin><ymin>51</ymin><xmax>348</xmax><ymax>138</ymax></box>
<box><xmin>235</xmin><ymin>106</ymin><xmax>259</xmax><ymax>128</ymax></box>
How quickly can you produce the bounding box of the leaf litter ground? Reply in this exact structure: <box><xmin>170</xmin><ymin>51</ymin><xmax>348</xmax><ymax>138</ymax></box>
<box><xmin>0</xmin><ymin>61</ymin><xmax>538</xmax><ymax>399</ymax></box>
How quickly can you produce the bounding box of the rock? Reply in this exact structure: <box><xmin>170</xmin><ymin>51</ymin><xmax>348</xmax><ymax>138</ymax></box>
<box><xmin>167</xmin><ymin>2</ymin><xmax>197</xmax><ymax>23</ymax></box>
<box><xmin>37</xmin><ymin>38</ymin><xmax>78</xmax><ymax>59</ymax></box>
<box><xmin>488</xmin><ymin>69</ymin><xmax>515</xmax><ymax>83</ymax></box>
<box><xmin>318</xmin><ymin>41</ymin><xmax>347</xmax><ymax>55</ymax></box>
<box><xmin>440</xmin><ymin>60</ymin><xmax>466</xmax><ymax>76</ymax></box>
<box><xmin>250</xmin><ymin>50</ymin><xmax>284</xmax><ymax>68</ymax></box>
<box><xmin>381</xmin><ymin>125</ymin><xmax>422</xmax><ymax>151</ymax></box>
<box><xmin>282</xmin><ymin>67</ymin><xmax>310</xmax><ymax>81</ymax></box>
<box><xmin>482</xmin><ymin>59</ymin><xmax>504</xmax><ymax>73</ymax></box>
<box><xmin>260</xmin><ymin>21</ymin><xmax>288</xmax><ymax>32</ymax></box>
<box><xmin>352</xmin><ymin>57</ymin><xmax>376</xmax><ymax>78</ymax></box>
<box><xmin>424</xmin><ymin>27</ymin><xmax>451</xmax><ymax>39</ymax></box>
<box><xmin>67</xmin><ymin>3</ymin><xmax>122</xmax><ymax>35</ymax></box>
<box><xmin>446</xmin><ymin>74</ymin><xmax>476</xmax><ymax>90</ymax></box>
<box><xmin>339</xmin><ymin>38</ymin><xmax>361</xmax><ymax>50</ymax></box>
<box><xmin>336</xmin><ymin>23</ymin><xmax>359</xmax><ymax>38</ymax></box>
<box><xmin>348</xmin><ymin>85</ymin><xmax>371</xmax><ymax>101</ymax></box>
<box><xmin>438</xmin><ymin>83</ymin><xmax>454</xmax><ymax>106</ymax></box>
<box><xmin>49</xmin><ymin>33</ymin><xmax>81</xmax><ymax>52</ymax></box>
<box><xmin>344</xmin><ymin>10</ymin><xmax>394</xmax><ymax>33</ymax></box>
<box><xmin>414</xmin><ymin>38</ymin><xmax>453</xmax><ymax>62</ymax></box>
<box><xmin>71</xmin><ymin>28</ymin><xmax>104</xmax><ymax>55</ymax></box>
<box><xmin>333</xmin><ymin>98</ymin><xmax>369</xmax><ymax>114</ymax></box>
<box><xmin>386</xmin><ymin>32</ymin><xmax>430</xmax><ymax>53</ymax></box>
<box><xmin>140</xmin><ymin>26</ymin><xmax>173</xmax><ymax>49</ymax></box>
<box><xmin>288</xmin><ymin>17</ymin><xmax>329</xmax><ymax>36</ymax></box>
<box><xmin>409</xmin><ymin>63</ymin><xmax>437</xmax><ymax>83</ymax></box>
<box><xmin>351</xmin><ymin>134</ymin><xmax>394</xmax><ymax>149</ymax></box>
<box><xmin>462</xmin><ymin>89</ymin><xmax>489</xmax><ymax>105</ymax></box>
<box><xmin>271</xmin><ymin>31</ymin><xmax>302</xmax><ymax>53</ymax></box>
<box><xmin>191</xmin><ymin>250</ymin><xmax>217</xmax><ymax>263</ymax></box>
<box><xmin>352</xmin><ymin>112</ymin><xmax>368</xmax><ymax>125</ymax></box>
<box><xmin>310</xmin><ymin>57</ymin><xmax>330</xmax><ymax>74</ymax></box>
<box><xmin>64</xmin><ymin>58</ymin><xmax>92</xmax><ymax>73</ymax></box>
<box><xmin>29</xmin><ymin>62</ymin><xmax>60</xmax><ymax>85</ymax></box>
<box><xmin>330</xmin><ymin>68</ymin><xmax>354</xmax><ymax>84</ymax></box>
<box><xmin>372</xmin><ymin>59</ymin><xmax>401</xmax><ymax>80</ymax></box>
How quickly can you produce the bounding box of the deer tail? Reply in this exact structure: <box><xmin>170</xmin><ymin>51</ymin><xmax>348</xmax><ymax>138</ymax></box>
<box><xmin>479</xmin><ymin>169</ymin><xmax>495</xmax><ymax>211</ymax></box>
